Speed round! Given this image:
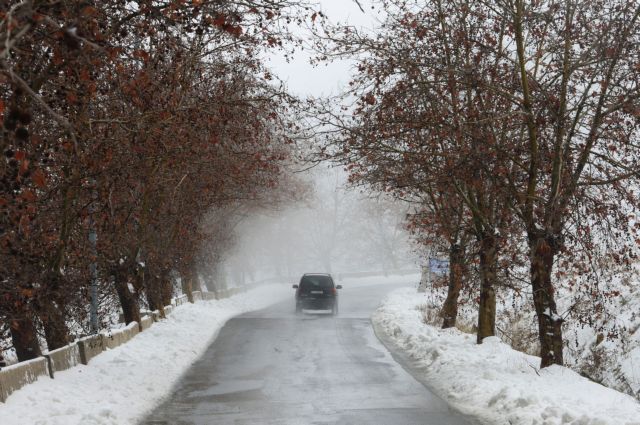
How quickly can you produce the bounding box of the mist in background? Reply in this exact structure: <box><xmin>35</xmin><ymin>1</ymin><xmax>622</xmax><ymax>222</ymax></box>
<box><xmin>212</xmin><ymin>167</ymin><xmax>419</xmax><ymax>287</ymax></box>
<box><xmin>203</xmin><ymin>1</ymin><xmax>418</xmax><ymax>287</ymax></box>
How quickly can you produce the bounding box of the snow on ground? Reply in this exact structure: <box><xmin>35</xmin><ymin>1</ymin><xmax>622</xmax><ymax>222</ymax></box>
<box><xmin>563</xmin><ymin>267</ymin><xmax>640</xmax><ymax>399</ymax></box>
<box><xmin>335</xmin><ymin>271</ymin><xmax>420</xmax><ymax>287</ymax></box>
<box><xmin>0</xmin><ymin>284</ymin><xmax>290</xmax><ymax>425</ymax></box>
<box><xmin>372</xmin><ymin>287</ymin><xmax>640</xmax><ymax>425</ymax></box>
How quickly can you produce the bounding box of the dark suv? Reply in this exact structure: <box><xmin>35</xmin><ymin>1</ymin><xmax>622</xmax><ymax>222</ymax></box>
<box><xmin>293</xmin><ymin>273</ymin><xmax>342</xmax><ymax>314</ymax></box>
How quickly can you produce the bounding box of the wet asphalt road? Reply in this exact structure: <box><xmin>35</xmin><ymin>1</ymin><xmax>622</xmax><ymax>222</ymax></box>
<box><xmin>142</xmin><ymin>282</ymin><xmax>472</xmax><ymax>425</ymax></box>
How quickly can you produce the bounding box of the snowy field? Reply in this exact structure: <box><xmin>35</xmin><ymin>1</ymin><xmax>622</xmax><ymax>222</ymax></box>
<box><xmin>372</xmin><ymin>287</ymin><xmax>640</xmax><ymax>425</ymax></box>
<box><xmin>0</xmin><ymin>284</ymin><xmax>291</xmax><ymax>425</ymax></box>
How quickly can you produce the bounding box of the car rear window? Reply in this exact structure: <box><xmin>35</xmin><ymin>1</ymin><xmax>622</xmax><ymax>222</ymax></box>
<box><xmin>299</xmin><ymin>275</ymin><xmax>334</xmax><ymax>292</ymax></box>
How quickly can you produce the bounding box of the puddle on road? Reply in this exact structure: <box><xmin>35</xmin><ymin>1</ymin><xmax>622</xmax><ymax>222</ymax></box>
<box><xmin>188</xmin><ymin>379</ymin><xmax>264</xmax><ymax>398</ymax></box>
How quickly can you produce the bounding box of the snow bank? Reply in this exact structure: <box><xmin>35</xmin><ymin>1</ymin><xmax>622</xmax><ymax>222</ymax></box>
<box><xmin>0</xmin><ymin>284</ymin><xmax>290</xmax><ymax>425</ymax></box>
<box><xmin>372</xmin><ymin>287</ymin><xmax>640</xmax><ymax>425</ymax></box>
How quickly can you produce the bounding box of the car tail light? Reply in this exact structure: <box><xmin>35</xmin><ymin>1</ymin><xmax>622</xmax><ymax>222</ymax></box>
<box><xmin>331</xmin><ymin>288</ymin><xmax>337</xmax><ymax>295</ymax></box>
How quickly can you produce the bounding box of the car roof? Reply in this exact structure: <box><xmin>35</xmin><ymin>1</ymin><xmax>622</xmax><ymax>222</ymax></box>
<box><xmin>302</xmin><ymin>273</ymin><xmax>332</xmax><ymax>277</ymax></box>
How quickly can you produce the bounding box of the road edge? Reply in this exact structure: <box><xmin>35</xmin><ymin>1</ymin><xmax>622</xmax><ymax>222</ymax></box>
<box><xmin>371</xmin><ymin>318</ymin><xmax>483</xmax><ymax>425</ymax></box>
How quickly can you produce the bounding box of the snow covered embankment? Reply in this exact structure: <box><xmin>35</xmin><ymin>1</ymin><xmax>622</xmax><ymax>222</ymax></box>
<box><xmin>0</xmin><ymin>284</ymin><xmax>290</xmax><ymax>425</ymax></box>
<box><xmin>372</xmin><ymin>288</ymin><xmax>640</xmax><ymax>425</ymax></box>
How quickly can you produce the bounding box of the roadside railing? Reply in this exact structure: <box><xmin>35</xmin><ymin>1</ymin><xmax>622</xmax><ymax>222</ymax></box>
<box><xmin>1</xmin><ymin>271</ymin><xmax>417</xmax><ymax>403</ymax></box>
<box><xmin>0</xmin><ymin>287</ymin><xmax>244</xmax><ymax>403</ymax></box>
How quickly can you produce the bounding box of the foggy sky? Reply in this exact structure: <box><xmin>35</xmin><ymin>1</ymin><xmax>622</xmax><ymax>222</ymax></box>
<box><xmin>213</xmin><ymin>1</ymin><xmax>419</xmax><ymax>286</ymax></box>
<box><xmin>265</xmin><ymin>0</ymin><xmax>379</xmax><ymax>97</ymax></box>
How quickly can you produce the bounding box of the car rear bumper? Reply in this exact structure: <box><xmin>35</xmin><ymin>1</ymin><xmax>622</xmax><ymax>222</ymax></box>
<box><xmin>297</xmin><ymin>298</ymin><xmax>336</xmax><ymax>310</ymax></box>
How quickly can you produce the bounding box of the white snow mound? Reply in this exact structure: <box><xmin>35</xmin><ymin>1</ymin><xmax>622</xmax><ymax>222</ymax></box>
<box><xmin>0</xmin><ymin>284</ymin><xmax>290</xmax><ymax>425</ymax></box>
<box><xmin>372</xmin><ymin>287</ymin><xmax>640</xmax><ymax>425</ymax></box>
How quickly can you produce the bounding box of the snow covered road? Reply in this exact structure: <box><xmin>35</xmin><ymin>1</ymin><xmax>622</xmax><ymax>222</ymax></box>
<box><xmin>141</xmin><ymin>280</ymin><xmax>472</xmax><ymax>425</ymax></box>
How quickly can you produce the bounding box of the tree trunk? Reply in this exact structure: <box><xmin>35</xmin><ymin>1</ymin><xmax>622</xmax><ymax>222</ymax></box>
<box><xmin>218</xmin><ymin>263</ymin><xmax>229</xmax><ymax>292</ymax></box>
<box><xmin>38</xmin><ymin>274</ymin><xmax>70</xmax><ymax>351</ymax></box>
<box><xmin>441</xmin><ymin>243</ymin><xmax>465</xmax><ymax>328</ymax></box>
<box><xmin>191</xmin><ymin>269</ymin><xmax>202</xmax><ymax>293</ymax></box>
<box><xmin>477</xmin><ymin>234</ymin><xmax>497</xmax><ymax>343</ymax></box>
<box><xmin>203</xmin><ymin>272</ymin><xmax>216</xmax><ymax>293</ymax></box>
<box><xmin>145</xmin><ymin>271</ymin><xmax>166</xmax><ymax>318</ymax></box>
<box><xmin>40</xmin><ymin>303</ymin><xmax>69</xmax><ymax>351</ymax></box>
<box><xmin>181</xmin><ymin>269</ymin><xmax>194</xmax><ymax>303</ymax></box>
<box><xmin>160</xmin><ymin>269</ymin><xmax>173</xmax><ymax>307</ymax></box>
<box><xmin>529</xmin><ymin>231</ymin><xmax>564</xmax><ymax>367</ymax></box>
<box><xmin>113</xmin><ymin>267</ymin><xmax>141</xmax><ymax>325</ymax></box>
<box><xmin>10</xmin><ymin>314</ymin><xmax>41</xmax><ymax>361</ymax></box>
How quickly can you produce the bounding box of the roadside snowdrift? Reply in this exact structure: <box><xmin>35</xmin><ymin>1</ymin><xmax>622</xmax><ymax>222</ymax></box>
<box><xmin>0</xmin><ymin>284</ymin><xmax>289</xmax><ymax>425</ymax></box>
<box><xmin>372</xmin><ymin>287</ymin><xmax>640</xmax><ymax>425</ymax></box>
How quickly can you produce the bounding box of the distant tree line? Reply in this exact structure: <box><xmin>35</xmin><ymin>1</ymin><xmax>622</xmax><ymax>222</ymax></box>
<box><xmin>316</xmin><ymin>0</ymin><xmax>640</xmax><ymax>368</ymax></box>
<box><xmin>0</xmin><ymin>0</ymin><xmax>310</xmax><ymax>362</ymax></box>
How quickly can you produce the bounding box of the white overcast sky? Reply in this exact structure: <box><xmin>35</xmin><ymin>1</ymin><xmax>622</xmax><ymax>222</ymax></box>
<box><xmin>264</xmin><ymin>0</ymin><xmax>380</xmax><ymax>98</ymax></box>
